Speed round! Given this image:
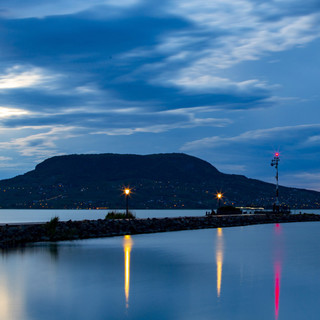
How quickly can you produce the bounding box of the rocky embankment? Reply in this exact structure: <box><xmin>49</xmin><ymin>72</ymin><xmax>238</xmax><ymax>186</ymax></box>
<box><xmin>1</xmin><ymin>213</ymin><xmax>320</xmax><ymax>248</ymax></box>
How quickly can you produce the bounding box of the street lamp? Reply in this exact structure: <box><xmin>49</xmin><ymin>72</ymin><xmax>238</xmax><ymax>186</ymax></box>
<box><xmin>216</xmin><ymin>192</ymin><xmax>223</xmax><ymax>209</ymax></box>
<box><xmin>123</xmin><ymin>188</ymin><xmax>131</xmax><ymax>218</ymax></box>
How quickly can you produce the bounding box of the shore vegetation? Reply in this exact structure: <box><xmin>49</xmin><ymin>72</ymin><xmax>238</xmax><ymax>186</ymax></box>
<box><xmin>105</xmin><ymin>211</ymin><xmax>136</xmax><ymax>219</ymax></box>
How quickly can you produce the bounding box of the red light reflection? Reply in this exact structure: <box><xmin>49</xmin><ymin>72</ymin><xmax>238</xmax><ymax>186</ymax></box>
<box><xmin>274</xmin><ymin>223</ymin><xmax>283</xmax><ymax>320</ymax></box>
<box><xmin>274</xmin><ymin>262</ymin><xmax>281</xmax><ymax>320</ymax></box>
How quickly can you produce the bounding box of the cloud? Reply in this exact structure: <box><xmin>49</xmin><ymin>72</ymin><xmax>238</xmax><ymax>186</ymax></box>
<box><xmin>2</xmin><ymin>0</ymin><xmax>318</xmax><ymax>116</ymax></box>
<box><xmin>306</xmin><ymin>135</ymin><xmax>320</xmax><ymax>145</ymax></box>
<box><xmin>0</xmin><ymin>65</ymin><xmax>54</xmax><ymax>90</ymax></box>
<box><xmin>0</xmin><ymin>0</ymin><xmax>142</xmax><ymax>19</ymax></box>
<box><xmin>0</xmin><ymin>156</ymin><xmax>12</xmax><ymax>161</ymax></box>
<box><xmin>216</xmin><ymin>164</ymin><xmax>247</xmax><ymax>173</ymax></box>
<box><xmin>0</xmin><ymin>107</ymin><xmax>29</xmax><ymax>118</ymax></box>
<box><xmin>180</xmin><ymin>123</ymin><xmax>320</xmax><ymax>190</ymax></box>
<box><xmin>0</xmin><ymin>105</ymin><xmax>231</xmax><ymax>136</ymax></box>
<box><xmin>93</xmin><ymin>115</ymin><xmax>230</xmax><ymax>136</ymax></box>
<box><xmin>292</xmin><ymin>172</ymin><xmax>320</xmax><ymax>181</ymax></box>
<box><xmin>181</xmin><ymin>124</ymin><xmax>320</xmax><ymax>151</ymax></box>
<box><xmin>0</xmin><ymin>126</ymin><xmax>78</xmax><ymax>158</ymax></box>
<box><xmin>153</xmin><ymin>2</ymin><xmax>320</xmax><ymax>93</ymax></box>
<box><xmin>2</xmin><ymin>0</ymin><xmax>320</xmax><ymax>99</ymax></box>
<box><xmin>282</xmin><ymin>171</ymin><xmax>320</xmax><ymax>191</ymax></box>
<box><xmin>166</xmin><ymin>75</ymin><xmax>272</xmax><ymax>94</ymax></box>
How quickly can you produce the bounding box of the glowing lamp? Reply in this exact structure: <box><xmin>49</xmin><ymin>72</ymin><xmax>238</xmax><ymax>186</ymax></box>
<box><xmin>275</xmin><ymin>152</ymin><xmax>279</xmax><ymax>157</ymax></box>
<box><xmin>123</xmin><ymin>187</ymin><xmax>132</xmax><ymax>218</ymax></box>
<box><xmin>216</xmin><ymin>192</ymin><xmax>223</xmax><ymax>209</ymax></box>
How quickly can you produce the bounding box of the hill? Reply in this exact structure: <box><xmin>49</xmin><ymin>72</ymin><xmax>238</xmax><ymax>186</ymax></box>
<box><xmin>0</xmin><ymin>153</ymin><xmax>319</xmax><ymax>209</ymax></box>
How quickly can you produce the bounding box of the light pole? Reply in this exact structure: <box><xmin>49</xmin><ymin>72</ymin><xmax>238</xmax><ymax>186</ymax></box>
<box><xmin>124</xmin><ymin>188</ymin><xmax>131</xmax><ymax>218</ymax></box>
<box><xmin>216</xmin><ymin>192</ymin><xmax>223</xmax><ymax>209</ymax></box>
<box><xmin>271</xmin><ymin>153</ymin><xmax>280</xmax><ymax>213</ymax></box>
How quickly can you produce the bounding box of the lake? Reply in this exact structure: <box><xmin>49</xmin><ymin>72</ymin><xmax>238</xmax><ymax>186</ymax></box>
<box><xmin>1</xmin><ymin>220</ymin><xmax>320</xmax><ymax>319</ymax></box>
<box><xmin>0</xmin><ymin>209</ymin><xmax>207</xmax><ymax>224</ymax></box>
<box><xmin>0</xmin><ymin>208</ymin><xmax>319</xmax><ymax>224</ymax></box>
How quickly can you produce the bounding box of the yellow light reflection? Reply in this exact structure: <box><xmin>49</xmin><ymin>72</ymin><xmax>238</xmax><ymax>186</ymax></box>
<box><xmin>216</xmin><ymin>228</ymin><xmax>223</xmax><ymax>298</ymax></box>
<box><xmin>0</xmin><ymin>277</ymin><xmax>24</xmax><ymax>319</ymax></box>
<box><xmin>123</xmin><ymin>235</ymin><xmax>133</xmax><ymax>309</ymax></box>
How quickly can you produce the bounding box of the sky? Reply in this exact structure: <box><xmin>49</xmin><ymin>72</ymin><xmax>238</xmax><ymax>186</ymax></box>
<box><xmin>0</xmin><ymin>0</ymin><xmax>319</xmax><ymax>191</ymax></box>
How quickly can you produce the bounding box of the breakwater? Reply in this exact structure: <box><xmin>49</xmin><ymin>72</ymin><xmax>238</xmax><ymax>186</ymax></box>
<box><xmin>1</xmin><ymin>213</ymin><xmax>319</xmax><ymax>248</ymax></box>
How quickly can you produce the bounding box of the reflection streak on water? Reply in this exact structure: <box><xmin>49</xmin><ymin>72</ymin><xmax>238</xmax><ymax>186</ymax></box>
<box><xmin>274</xmin><ymin>223</ymin><xmax>282</xmax><ymax>320</ymax></box>
<box><xmin>0</xmin><ymin>272</ymin><xmax>24</xmax><ymax>320</ymax></box>
<box><xmin>0</xmin><ymin>283</ymin><xmax>13</xmax><ymax>319</ymax></box>
<box><xmin>274</xmin><ymin>262</ymin><xmax>281</xmax><ymax>320</ymax></box>
<box><xmin>216</xmin><ymin>228</ymin><xmax>223</xmax><ymax>298</ymax></box>
<box><xmin>123</xmin><ymin>235</ymin><xmax>133</xmax><ymax>309</ymax></box>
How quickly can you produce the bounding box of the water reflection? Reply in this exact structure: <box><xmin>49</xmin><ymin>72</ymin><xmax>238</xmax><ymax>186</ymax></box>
<box><xmin>123</xmin><ymin>235</ymin><xmax>133</xmax><ymax>309</ymax></box>
<box><xmin>0</xmin><ymin>260</ymin><xmax>25</xmax><ymax>320</ymax></box>
<box><xmin>274</xmin><ymin>224</ymin><xmax>283</xmax><ymax>320</ymax></box>
<box><xmin>0</xmin><ymin>280</ymin><xmax>21</xmax><ymax>319</ymax></box>
<box><xmin>274</xmin><ymin>262</ymin><xmax>281</xmax><ymax>320</ymax></box>
<box><xmin>48</xmin><ymin>243</ymin><xmax>59</xmax><ymax>261</ymax></box>
<box><xmin>216</xmin><ymin>228</ymin><xmax>224</xmax><ymax>298</ymax></box>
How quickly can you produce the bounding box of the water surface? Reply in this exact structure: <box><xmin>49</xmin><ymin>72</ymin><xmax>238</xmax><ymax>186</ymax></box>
<box><xmin>0</xmin><ymin>209</ymin><xmax>319</xmax><ymax>224</ymax></box>
<box><xmin>1</xmin><ymin>222</ymin><xmax>320</xmax><ymax>319</ymax></box>
<box><xmin>0</xmin><ymin>209</ymin><xmax>207</xmax><ymax>224</ymax></box>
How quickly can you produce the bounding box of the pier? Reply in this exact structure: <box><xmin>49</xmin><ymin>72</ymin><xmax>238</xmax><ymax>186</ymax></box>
<box><xmin>0</xmin><ymin>213</ymin><xmax>320</xmax><ymax>248</ymax></box>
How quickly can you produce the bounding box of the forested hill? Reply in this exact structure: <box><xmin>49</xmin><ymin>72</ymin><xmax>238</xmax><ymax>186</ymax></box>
<box><xmin>0</xmin><ymin>153</ymin><xmax>319</xmax><ymax>209</ymax></box>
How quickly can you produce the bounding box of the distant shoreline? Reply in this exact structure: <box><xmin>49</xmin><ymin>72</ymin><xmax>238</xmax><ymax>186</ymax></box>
<box><xmin>1</xmin><ymin>213</ymin><xmax>319</xmax><ymax>248</ymax></box>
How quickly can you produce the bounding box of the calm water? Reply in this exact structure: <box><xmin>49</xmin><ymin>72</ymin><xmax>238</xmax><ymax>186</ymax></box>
<box><xmin>1</xmin><ymin>222</ymin><xmax>320</xmax><ymax>319</ymax></box>
<box><xmin>0</xmin><ymin>209</ymin><xmax>319</xmax><ymax>224</ymax></box>
<box><xmin>0</xmin><ymin>209</ymin><xmax>208</xmax><ymax>224</ymax></box>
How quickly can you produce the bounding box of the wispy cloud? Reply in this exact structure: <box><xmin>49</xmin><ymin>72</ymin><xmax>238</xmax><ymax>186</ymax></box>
<box><xmin>1</xmin><ymin>0</ymin><xmax>142</xmax><ymax>19</ymax></box>
<box><xmin>0</xmin><ymin>66</ymin><xmax>54</xmax><ymax>90</ymax></box>
<box><xmin>93</xmin><ymin>116</ymin><xmax>230</xmax><ymax>136</ymax></box>
<box><xmin>0</xmin><ymin>156</ymin><xmax>12</xmax><ymax>161</ymax></box>
<box><xmin>181</xmin><ymin>124</ymin><xmax>320</xmax><ymax>151</ymax></box>
<box><xmin>152</xmin><ymin>2</ymin><xmax>320</xmax><ymax>93</ymax></box>
<box><xmin>0</xmin><ymin>126</ymin><xmax>78</xmax><ymax>158</ymax></box>
<box><xmin>282</xmin><ymin>171</ymin><xmax>320</xmax><ymax>191</ymax></box>
<box><xmin>0</xmin><ymin>107</ymin><xmax>29</xmax><ymax>118</ymax></box>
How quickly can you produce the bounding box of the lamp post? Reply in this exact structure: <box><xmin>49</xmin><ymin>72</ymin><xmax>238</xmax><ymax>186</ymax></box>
<box><xmin>216</xmin><ymin>192</ymin><xmax>223</xmax><ymax>209</ymax></box>
<box><xmin>271</xmin><ymin>153</ymin><xmax>280</xmax><ymax>213</ymax></box>
<box><xmin>124</xmin><ymin>188</ymin><xmax>131</xmax><ymax>218</ymax></box>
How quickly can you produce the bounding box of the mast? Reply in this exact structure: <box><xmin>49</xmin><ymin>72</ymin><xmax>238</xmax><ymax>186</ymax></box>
<box><xmin>271</xmin><ymin>153</ymin><xmax>280</xmax><ymax>213</ymax></box>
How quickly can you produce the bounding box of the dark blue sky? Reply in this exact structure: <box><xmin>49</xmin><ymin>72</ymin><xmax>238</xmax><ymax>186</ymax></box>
<box><xmin>0</xmin><ymin>0</ymin><xmax>319</xmax><ymax>190</ymax></box>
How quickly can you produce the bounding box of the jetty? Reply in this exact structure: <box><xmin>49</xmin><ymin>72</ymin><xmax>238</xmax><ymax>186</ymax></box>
<box><xmin>0</xmin><ymin>213</ymin><xmax>320</xmax><ymax>248</ymax></box>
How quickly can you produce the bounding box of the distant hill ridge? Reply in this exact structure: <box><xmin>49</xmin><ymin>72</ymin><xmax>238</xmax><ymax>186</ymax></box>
<box><xmin>0</xmin><ymin>153</ymin><xmax>319</xmax><ymax>209</ymax></box>
<box><xmin>32</xmin><ymin>153</ymin><xmax>221</xmax><ymax>183</ymax></box>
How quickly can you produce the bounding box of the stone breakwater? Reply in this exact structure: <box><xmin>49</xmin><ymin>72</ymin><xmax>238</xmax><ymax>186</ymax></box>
<box><xmin>0</xmin><ymin>213</ymin><xmax>320</xmax><ymax>248</ymax></box>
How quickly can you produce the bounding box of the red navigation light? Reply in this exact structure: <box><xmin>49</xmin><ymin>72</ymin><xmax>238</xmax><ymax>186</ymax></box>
<box><xmin>275</xmin><ymin>152</ymin><xmax>279</xmax><ymax>157</ymax></box>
